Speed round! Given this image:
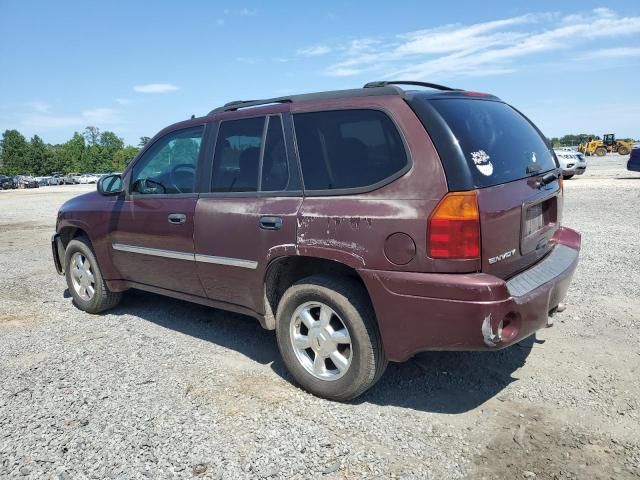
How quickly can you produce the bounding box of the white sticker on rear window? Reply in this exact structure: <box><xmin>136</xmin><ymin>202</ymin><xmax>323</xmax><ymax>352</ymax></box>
<box><xmin>471</xmin><ymin>150</ymin><xmax>493</xmax><ymax>176</ymax></box>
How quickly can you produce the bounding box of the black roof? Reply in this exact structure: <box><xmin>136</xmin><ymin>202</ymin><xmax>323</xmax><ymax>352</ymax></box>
<box><xmin>207</xmin><ymin>80</ymin><xmax>493</xmax><ymax>116</ymax></box>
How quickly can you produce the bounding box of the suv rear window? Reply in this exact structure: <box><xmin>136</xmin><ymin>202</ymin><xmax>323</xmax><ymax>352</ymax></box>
<box><xmin>293</xmin><ymin>109</ymin><xmax>408</xmax><ymax>192</ymax></box>
<box><xmin>421</xmin><ymin>98</ymin><xmax>556</xmax><ymax>189</ymax></box>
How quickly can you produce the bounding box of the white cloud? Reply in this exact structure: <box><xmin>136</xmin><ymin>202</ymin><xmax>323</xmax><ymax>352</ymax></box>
<box><xmin>28</xmin><ymin>101</ymin><xmax>51</xmax><ymax>113</ymax></box>
<box><xmin>133</xmin><ymin>83</ymin><xmax>179</xmax><ymax>94</ymax></box>
<box><xmin>240</xmin><ymin>8</ymin><xmax>257</xmax><ymax>16</ymax></box>
<box><xmin>82</xmin><ymin>108</ymin><xmax>119</xmax><ymax>123</ymax></box>
<box><xmin>297</xmin><ymin>45</ymin><xmax>332</xmax><ymax>56</ymax></box>
<box><xmin>115</xmin><ymin>98</ymin><xmax>131</xmax><ymax>105</ymax></box>
<box><xmin>22</xmin><ymin>107</ymin><xmax>120</xmax><ymax>129</ymax></box>
<box><xmin>585</xmin><ymin>46</ymin><xmax>640</xmax><ymax>59</ymax></box>
<box><xmin>316</xmin><ymin>8</ymin><xmax>640</xmax><ymax>79</ymax></box>
<box><xmin>216</xmin><ymin>18</ymin><xmax>225</xmax><ymax>26</ymax></box>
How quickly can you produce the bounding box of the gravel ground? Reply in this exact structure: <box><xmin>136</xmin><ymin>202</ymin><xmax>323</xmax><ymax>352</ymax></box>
<box><xmin>1</xmin><ymin>155</ymin><xmax>639</xmax><ymax>480</ymax></box>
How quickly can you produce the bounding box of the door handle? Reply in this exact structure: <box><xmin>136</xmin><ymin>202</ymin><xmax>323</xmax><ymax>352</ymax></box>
<box><xmin>167</xmin><ymin>213</ymin><xmax>187</xmax><ymax>225</ymax></box>
<box><xmin>259</xmin><ymin>216</ymin><xmax>283</xmax><ymax>230</ymax></box>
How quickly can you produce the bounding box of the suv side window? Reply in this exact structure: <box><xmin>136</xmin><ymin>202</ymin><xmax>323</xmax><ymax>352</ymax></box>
<box><xmin>210</xmin><ymin>115</ymin><xmax>290</xmax><ymax>193</ymax></box>
<box><xmin>261</xmin><ymin>116</ymin><xmax>289</xmax><ymax>191</ymax></box>
<box><xmin>211</xmin><ymin>117</ymin><xmax>264</xmax><ymax>192</ymax></box>
<box><xmin>131</xmin><ymin>126</ymin><xmax>204</xmax><ymax>195</ymax></box>
<box><xmin>293</xmin><ymin>109</ymin><xmax>408</xmax><ymax>191</ymax></box>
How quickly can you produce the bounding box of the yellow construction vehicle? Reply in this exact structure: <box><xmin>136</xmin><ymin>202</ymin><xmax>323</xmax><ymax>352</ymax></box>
<box><xmin>578</xmin><ymin>134</ymin><xmax>633</xmax><ymax>156</ymax></box>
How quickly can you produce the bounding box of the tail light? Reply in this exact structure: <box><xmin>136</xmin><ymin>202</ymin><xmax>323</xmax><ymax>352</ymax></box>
<box><xmin>428</xmin><ymin>191</ymin><xmax>480</xmax><ymax>259</ymax></box>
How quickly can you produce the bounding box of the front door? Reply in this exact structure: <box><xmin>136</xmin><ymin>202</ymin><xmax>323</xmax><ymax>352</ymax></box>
<box><xmin>194</xmin><ymin>114</ymin><xmax>302</xmax><ymax>313</ymax></box>
<box><xmin>109</xmin><ymin>124</ymin><xmax>206</xmax><ymax>296</ymax></box>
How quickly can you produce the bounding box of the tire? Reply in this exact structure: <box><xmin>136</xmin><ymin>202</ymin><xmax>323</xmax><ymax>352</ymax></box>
<box><xmin>563</xmin><ymin>174</ymin><xmax>574</xmax><ymax>179</ymax></box>
<box><xmin>64</xmin><ymin>237</ymin><xmax>122</xmax><ymax>314</ymax></box>
<box><xmin>275</xmin><ymin>274</ymin><xmax>387</xmax><ymax>401</ymax></box>
<box><xmin>595</xmin><ymin>147</ymin><xmax>607</xmax><ymax>157</ymax></box>
<box><xmin>618</xmin><ymin>146</ymin><xmax>630</xmax><ymax>156</ymax></box>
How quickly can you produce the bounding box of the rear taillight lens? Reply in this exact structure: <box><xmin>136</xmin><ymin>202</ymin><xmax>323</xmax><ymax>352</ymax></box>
<box><xmin>428</xmin><ymin>191</ymin><xmax>480</xmax><ymax>259</ymax></box>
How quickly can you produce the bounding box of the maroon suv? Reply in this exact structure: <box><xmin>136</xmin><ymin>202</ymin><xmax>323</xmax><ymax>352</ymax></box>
<box><xmin>52</xmin><ymin>81</ymin><xmax>581</xmax><ymax>400</ymax></box>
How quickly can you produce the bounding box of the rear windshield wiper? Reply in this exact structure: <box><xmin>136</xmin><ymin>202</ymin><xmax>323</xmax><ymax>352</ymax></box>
<box><xmin>526</xmin><ymin>162</ymin><xmax>542</xmax><ymax>174</ymax></box>
<box><xmin>537</xmin><ymin>171</ymin><xmax>559</xmax><ymax>188</ymax></box>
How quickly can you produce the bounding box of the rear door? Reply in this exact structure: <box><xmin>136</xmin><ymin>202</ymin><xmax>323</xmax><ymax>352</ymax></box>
<box><xmin>194</xmin><ymin>113</ymin><xmax>303</xmax><ymax>313</ymax></box>
<box><xmin>409</xmin><ymin>95</ymin><xmax>561</xmax><ymax>279</ymax></box>
<box><xmin>109</xmin><ymin>125</ymin><xmax>206</xmax><ymax>295</ymax></box>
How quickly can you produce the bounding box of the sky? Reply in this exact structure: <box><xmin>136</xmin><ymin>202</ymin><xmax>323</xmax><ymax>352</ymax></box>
<box><xmin>1</xmin><ymin>0</ymin><xmax>639</xmax><ymax>145</ymax></box>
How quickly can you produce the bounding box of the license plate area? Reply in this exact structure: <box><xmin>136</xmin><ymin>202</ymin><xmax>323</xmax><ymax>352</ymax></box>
<box><xmin>521</xmin><ymin>194</ymin><xmax>558</xmax><ymax>255</ymax></box>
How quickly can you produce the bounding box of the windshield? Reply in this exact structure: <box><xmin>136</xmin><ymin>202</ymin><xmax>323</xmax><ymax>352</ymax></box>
<box><xmin>430</xmin><ymin>99</ymin><xmax>556</xmax><ymax>188</ymax></box>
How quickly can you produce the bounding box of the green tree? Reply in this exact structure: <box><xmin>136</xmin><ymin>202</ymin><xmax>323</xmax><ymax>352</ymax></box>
<box><xmin>113</xmin><ymin>146</ymin><xmax>139</xmax><ymax>171</ymax></box>
<box><xmin>1</xmin><ymin>128</ymin><xmax>142</xmax><ymax>175</ymax></box>
<box><xmin>83</xmin><ymin>126</ymin><xmax>101</xmax><ymax>146</ymax></box>
<box><xmin>100</xmin><ymin>131</ymin><xmax>125</xmax><ymax>151</ymax></box>
<box><xmin>97</xmin><ymin>131</ymin><xmax>125</xmax><ymax>172</ymax></box>
<box><xmin>54</xmin><ymin>133</ymin><xmax>85</xmax><ymax>173</ymax></box>
<box><xmin>138</xmin><ymin>136</ymin><xmax>151</xmax><ymax>147</ymax></box>
<box><xmin>26</xmin><ymin>134</ymin><xmax>53</xmax><ymax>175</ymax></box>
<box><xmin>557</xmin><ymin>134</ymin><xmax>600</xmax><ymax>147</ymax></box>
<box><xmin>0</xmin><ymin>130</ymin><xmax>30</xmax><ymax>175</ymax></box>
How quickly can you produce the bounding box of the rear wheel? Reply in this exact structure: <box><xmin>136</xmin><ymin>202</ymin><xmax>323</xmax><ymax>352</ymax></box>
<box><xmin>64</xmin><ymin>237</ymin><xmax>122</xmax><ymax>314</ymax></box>
<box><xmin>618</xmin><ymin>146</ymin><xmax>630</xmax><ymax>156</ymax></box>
<box><xmin>595</xmin><ymin>147</ymin><xmax>607</xmax><ymax>156</ymax></box>
<box><xmin>276</xmin><ymin>275</ymin><xmax>387</xmax><ymax>401</ymax></box>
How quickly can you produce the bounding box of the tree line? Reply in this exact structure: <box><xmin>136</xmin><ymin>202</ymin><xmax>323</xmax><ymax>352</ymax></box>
<box><xmin>0</xmin><ymin>127</ymin><xmax>150</xmax><ymax>176</ymax></box>
<box><xmin>549</xmin><ymin>133</ymin><xmax>636</xmax><ymax>147</ymax></box>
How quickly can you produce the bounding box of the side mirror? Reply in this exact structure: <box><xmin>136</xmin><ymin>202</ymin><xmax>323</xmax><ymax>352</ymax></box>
<box><xmin>97</xmin><ymin>174</ymin><xmax>124</xmax><ymax>196</ymax></box>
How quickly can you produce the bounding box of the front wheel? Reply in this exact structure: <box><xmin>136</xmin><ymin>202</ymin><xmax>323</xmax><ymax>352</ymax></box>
<box><xmin>275</xmin><ymin>275</ymin><xmax>387</xmax><ymax>401</ymax></box>
<box><xmin>618</xmin><ymin>146</ymin><xmax>630</xmax><ymax>156</ymax></box>
<box><xmin>64</xmin><ymin>237</ymin><xmax>122</xmax><ymax>314</ymax></box>
<box><xmin>595</xmin><ymin>147</ymin><xmax>607</xmax><ymax>156</ymax></box>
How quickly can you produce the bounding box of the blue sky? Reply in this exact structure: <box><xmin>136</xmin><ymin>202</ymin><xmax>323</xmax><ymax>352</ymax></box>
<box><xmin>1</xmin><ymin>0</ymin><xmax>639</xmax><ymax>145</ymax></box>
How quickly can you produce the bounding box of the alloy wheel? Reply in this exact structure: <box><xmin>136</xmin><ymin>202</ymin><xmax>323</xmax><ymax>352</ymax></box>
<box><xmin>289</xmin><ymin>301</ymin><xmax>352</xmax><ymax>381</ymax></box>
<box><xmin>70</xmin><ymin>252</ymin><xmax>96</xmax><ymax>301</ymax></box>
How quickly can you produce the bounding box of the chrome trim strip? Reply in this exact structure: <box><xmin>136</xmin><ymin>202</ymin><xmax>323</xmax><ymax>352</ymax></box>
<box><xmin>112</xmin><ymin>243</ymin><xmax>258</xmax><ymax>269</ymax></box>
<box><xmin>194</xmin><ymin>254</ymin><xmax>258</xmax><ymax>270</ymax></box>
<box><xmin>112</xmin><ymin>243</ymin><xmax>195</xmax><ymax>261</ymax></box>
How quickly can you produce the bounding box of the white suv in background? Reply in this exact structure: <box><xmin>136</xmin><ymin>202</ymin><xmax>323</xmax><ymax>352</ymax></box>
<box><xmin>554</xmin><ymin>148</ymin><xmax>587</xmax><ymax>179</ymax></box>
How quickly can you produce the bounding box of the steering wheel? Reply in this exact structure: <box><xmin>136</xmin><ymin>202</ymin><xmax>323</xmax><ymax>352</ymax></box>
<box><xmin>169</xmin><ymin>163</ymin><xmax>196</xmax><ymax>193</ymax></box>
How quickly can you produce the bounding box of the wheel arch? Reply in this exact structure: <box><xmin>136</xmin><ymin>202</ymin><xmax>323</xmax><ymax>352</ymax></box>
<box><xmin>58</xmin><ymin>225</ymin><xmax>90</xmax><ymax>249</ymax></box>
<box><xmin>262</xmin><ymin>255</ymin><xmax>370</xmax><ymax>331</ymax></box>
<box><xmin>56</xmin><ymin>221</ymin><xmax>119</xmax><ymax>282</ymax></box>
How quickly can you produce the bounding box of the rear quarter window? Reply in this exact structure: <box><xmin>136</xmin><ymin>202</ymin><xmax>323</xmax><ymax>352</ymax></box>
<box><xmin>427</xmin><ymin>98</ymin><xmax>556</xmax><ymax>188</ymax></box>
<box><xmin>293</xmin><ymin>109</ymin><xmax>408</xmax><ymax>192</ymax></box>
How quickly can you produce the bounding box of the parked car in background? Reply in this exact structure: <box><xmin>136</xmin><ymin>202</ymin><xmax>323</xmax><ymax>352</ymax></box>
<box><xmin>64</xmin><ymin>173</ymin><xmax>81</xmax><ymax>184</ymax></box>
<box><xmin>627</xmin><ymin>143</ymin><xmax>640</xmax><ymax>172</ymax></box>
<box><xmin>49</xmin><ymin>174</ymin><xmax>64</xmax><ymax>185</ymax></box>
<box><xmin>0</xmin><ymin>175</ymin><xmax>17</xmax><ymax>189</ymax></box>
<box><xmin>52</xmin><ymin>80</ymin><xmax>581</xmax><ymax>401</ymax></box>
<box><xmin>554</xmin><ymin>149</ymin><xmax>587</xmax><ymax>179</ymax></box>
<box><xmin>15</xmin><ymin>175</ymin><xmax>39</xmax><ymax>188</ymax></box>
<box><xmin>37</xmin><ymin>176</ymin><xmax>52</xmax><ymax>186</ymax></box>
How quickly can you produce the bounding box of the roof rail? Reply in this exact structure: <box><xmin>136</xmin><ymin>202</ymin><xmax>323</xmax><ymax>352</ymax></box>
<box><xmin>209</xmin><ymin>97</ymin><xmax>292</xmax><ymax>115</ymax></box>
<box><xmin>363</xmin><ymin>80</ymin><xmax>461</xmax><ymax>92</ymax></box>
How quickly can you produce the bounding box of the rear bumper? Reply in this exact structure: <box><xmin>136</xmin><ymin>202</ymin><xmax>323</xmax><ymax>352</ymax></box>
<box><xmin>562</xmin><ymin>164</ymin><xmax>586</xmax><ymax>176</ymax></box>
<box><xmin>359</xmin><ymin>227</ymin><xmax>581</xmax><ymax>362</ymax></box>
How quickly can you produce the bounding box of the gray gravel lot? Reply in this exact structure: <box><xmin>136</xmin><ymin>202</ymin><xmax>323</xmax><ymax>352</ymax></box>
<box><xmin>1</xmin><ymin>155</ymin><xmax>639</xmax><ymax>479</ymax></box>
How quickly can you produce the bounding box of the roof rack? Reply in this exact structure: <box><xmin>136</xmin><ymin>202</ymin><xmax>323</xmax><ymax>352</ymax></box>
<box><xmin>363</xmin><ymin>80</ymin><xmax>461</xmax><ymax>92</ymax></box>
<box><xmin>207</xmin><ymin>84</ymin><xmax>407</xmax><ymax>116</ymax></box>
<box><xmin>209</xmin><ymin>97</ymin><xmax>292</xmax><ymax>115</ymax></box>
